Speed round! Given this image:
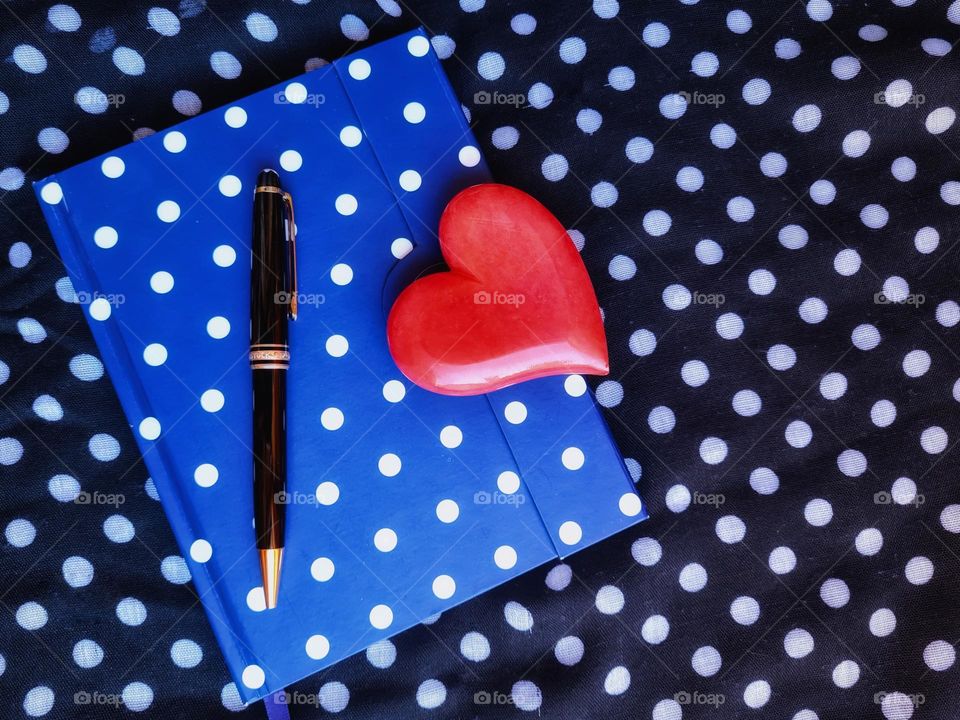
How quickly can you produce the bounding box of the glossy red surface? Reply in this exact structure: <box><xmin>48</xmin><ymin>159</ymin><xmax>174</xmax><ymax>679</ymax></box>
<box><xmin>387</xmin><ymin>183</ymin><xmax>609</xmax><ymax>395</ymax></box>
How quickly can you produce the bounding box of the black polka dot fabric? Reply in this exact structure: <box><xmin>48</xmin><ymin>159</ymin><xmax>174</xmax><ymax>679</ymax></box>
<box><xmin>1</xmin><ymin>1</ymin><xmax>959</xmax><ymax>719</ymax></box>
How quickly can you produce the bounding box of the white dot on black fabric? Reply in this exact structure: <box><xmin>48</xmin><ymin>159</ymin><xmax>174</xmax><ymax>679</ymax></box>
<box><xmin>555</xmin><ymin>635</ymin><xmax>584</xmax><ymax>665</ymax></box>
<box><xmin>731</xmin><ymin>596</ymin><xmax>760</xmax><ymax>625</ymax></box>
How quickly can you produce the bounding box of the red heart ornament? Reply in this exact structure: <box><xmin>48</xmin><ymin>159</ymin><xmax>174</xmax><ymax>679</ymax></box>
<box><xmin>387</xmin><ymin>183</ymin><xmax>609</xmax><ymax>395</ymax></box>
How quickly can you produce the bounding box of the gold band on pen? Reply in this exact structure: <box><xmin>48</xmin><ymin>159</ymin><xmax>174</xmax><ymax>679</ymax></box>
<box><xmin>250</xmin><ymin>343</ymin><xmax>291</xmax><ymax>369</ymax></box>
<box><xmin>249</xmin><ymin>349</ymin><xmax>291</xmax><ymax>362</ymax></box>
<box><xmin>254</xmin><ymin>185</ymin><xmax>284</xmax><ymax>194</ymax></box>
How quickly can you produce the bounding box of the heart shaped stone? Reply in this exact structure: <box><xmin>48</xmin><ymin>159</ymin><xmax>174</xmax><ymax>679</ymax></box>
<box><xmin>387</xmin><ymin>183</ymin><xmax>609</xmax><ymax>395</ymax></box>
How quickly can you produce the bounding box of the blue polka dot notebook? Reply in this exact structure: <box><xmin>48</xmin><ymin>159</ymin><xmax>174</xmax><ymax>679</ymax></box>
<box><xmin>34</xmin><ymin>29</ymin><xmax>646</xmax><ymax>704</ymax></box>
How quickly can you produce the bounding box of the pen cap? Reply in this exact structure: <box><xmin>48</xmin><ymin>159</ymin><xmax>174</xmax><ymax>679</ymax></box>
<box><xmin>251</xmin><ymin>169</ymin><xmax>290</xmax><ymax>349</ymax></box>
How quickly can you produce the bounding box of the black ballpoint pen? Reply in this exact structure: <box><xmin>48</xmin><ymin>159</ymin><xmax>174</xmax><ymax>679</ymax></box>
<box><xmin>250</xmin><ymin>168</ymin><xmax>297</xmax><ymax>609</ymax></box>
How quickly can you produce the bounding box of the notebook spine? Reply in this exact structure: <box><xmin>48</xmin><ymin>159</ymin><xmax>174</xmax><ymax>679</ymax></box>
<box><xmin>32</xmin><ymin>177</ymin><xmax>254</xmax><ymax>695</ymax></box>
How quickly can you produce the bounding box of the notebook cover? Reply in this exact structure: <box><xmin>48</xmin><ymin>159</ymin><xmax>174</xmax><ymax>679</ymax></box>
<box><xmin>34</xmin><ymin>29</ymin><xmax>646</xmax><ymax>703</ymax></box>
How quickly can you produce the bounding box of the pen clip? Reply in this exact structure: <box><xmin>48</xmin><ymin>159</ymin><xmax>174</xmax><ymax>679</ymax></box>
<box><xmin>282</xmin><ymin>191</ymin><xmax>298</xmax><ymax>321</ymax></box>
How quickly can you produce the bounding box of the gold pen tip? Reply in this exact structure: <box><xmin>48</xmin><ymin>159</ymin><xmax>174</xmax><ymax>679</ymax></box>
<box><xmin>259</xmin><ymin>548</ymin><xmax>283</xmax><ymax>609</ymax></box>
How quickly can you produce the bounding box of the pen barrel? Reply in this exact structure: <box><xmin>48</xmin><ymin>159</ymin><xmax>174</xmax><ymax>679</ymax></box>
<box><xmin>253</xmin><ymin>368</ymin><xmax>286</xmax><ymax>549</ymax></box>
<box><xmin>251</xmin><ymin>170</ymin><xmax>289</xmax><ymax>552</ymax></box>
